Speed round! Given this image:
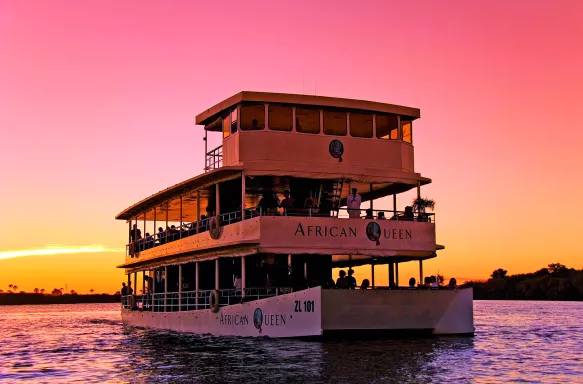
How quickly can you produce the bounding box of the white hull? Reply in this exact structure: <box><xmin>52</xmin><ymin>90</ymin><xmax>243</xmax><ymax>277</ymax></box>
<box><xmin>122</xmin><ymin>287</ymin><xmax>474</xmax><ymax>338</ymax></box>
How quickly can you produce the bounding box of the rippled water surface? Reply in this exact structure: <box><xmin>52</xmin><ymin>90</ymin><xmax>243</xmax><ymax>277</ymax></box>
<box><xmin>1</xmin><ymin>301</ymin><xmax>582</xmax><ymax>383</ymax></box>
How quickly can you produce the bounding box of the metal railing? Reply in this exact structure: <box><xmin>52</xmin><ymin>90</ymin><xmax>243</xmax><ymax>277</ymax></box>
<box><xmin>126</xmin><ymin>206</ymin><xmax>434</xmax><ymax>257</ymax></box>
<box><xmin>205</xmin><ymin>145</ymin><xmax>222</xmax><ymax>171</ymax></box>
<box><xmin>123</xmin><ymin>287</ymin><xmax>292</xmax><ymax>312</ymax></box>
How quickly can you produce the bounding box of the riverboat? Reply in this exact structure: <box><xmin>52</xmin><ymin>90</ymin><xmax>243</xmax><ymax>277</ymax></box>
<box><xmin>116</xmin><ymin>92</ymin><xmax>473</xmax><ymax>338</ymax></box>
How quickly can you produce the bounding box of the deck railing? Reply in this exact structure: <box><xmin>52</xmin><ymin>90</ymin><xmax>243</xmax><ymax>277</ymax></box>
<box><xmin>122</xmin><ymin>287</ymin><xmax>293</xmax><ymax>312</ymax></box>
<box><xmin>126</xmin><ymin>207</ymin><xmax>434</xmax><ymax>257</ymax></box>
<box><xmin>205</xmin><ymin>145</ymin><xmax>222</xmax><ymax>172</ymax></box>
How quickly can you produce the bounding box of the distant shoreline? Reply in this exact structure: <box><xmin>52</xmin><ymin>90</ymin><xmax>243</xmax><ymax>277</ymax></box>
<box><xmin>0</xmin><ymin>293</ymin><xmax>121</xmax><ymax>306</ymax></box>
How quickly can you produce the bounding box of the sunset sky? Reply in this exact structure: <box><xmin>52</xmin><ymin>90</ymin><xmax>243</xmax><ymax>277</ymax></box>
<box><xmin>1</xmin><ymin>0</ymin><xmax>582</xmax><ymax>293</ymax></box>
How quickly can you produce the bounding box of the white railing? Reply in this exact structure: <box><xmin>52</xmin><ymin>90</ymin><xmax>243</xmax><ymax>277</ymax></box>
<box><xmin>122</xmin><ymin>287</ymin><xmax>293</xmax><ymax>312</ymax></box>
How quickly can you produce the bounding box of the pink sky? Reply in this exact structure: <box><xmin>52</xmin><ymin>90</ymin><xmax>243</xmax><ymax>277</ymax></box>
<box><xmin>1</xmin><ymin>0</ymin><xmax>582</xmax><ymax>292</ymax></box>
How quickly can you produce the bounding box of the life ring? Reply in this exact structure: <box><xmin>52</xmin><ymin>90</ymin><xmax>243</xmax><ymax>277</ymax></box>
<box><xmin>209</xmin><ymin>289</ymin><xmax>220</xmax><ymax>313</ymax></box>
<box><xmin>209</xmin><ymin>216</ymin><xmax>222</xmax><ymax>239</ymax></box>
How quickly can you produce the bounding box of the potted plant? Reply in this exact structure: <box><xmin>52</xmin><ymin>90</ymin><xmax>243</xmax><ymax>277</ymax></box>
<box><xmin>412</xmin><ymin>197</ymin><xmax>435</xmax><ymax>222</ymax></box>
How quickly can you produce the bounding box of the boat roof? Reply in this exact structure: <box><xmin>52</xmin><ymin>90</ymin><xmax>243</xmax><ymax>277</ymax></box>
<box><xmin>195</xmin><ymin>91</ymin><xmax>420</xmax><ymax>127</ymax></box>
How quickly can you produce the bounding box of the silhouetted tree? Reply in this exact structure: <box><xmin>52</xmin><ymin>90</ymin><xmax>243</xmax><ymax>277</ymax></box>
<box><xmin>70</xmin><ymin>290</ymin><xmax>77</xmax><ymax>295</ymax></box>
<box><xmin>51</xmin><ymin>288</ymin><xmax>62</xmax><ymax>295</ymax></box>
<box><xmin>548</xmin><ymin>263</ymin><xmax>568</xmax><ymax>276</ymax></box>
<box><xmin>33</xmin><ymin>288</ymin><xmax>39</xmax><ymax>294</ymax></box>
<box><xmin>491</xmin><ymin>268</ymin><xmax>508</xmax><ymax>279</ymax></box>
<box><xmin>40</xmin><ymin>288</ymin><xmax>45</xmax><ymax>294</ymax></box>
<box><xmin>90</xmin><ymin>289</ymin><xmax>94</xmax><ymax>294</ymax></box>
<box><xmin>0</xmin><ymin>289</ymin><xmax>4</xmax><ymax>294</ymax></box>
<box><xmin>13</xmin><ymin>285</ymin><xmax>18</xmax><ymax>292</ymax></box>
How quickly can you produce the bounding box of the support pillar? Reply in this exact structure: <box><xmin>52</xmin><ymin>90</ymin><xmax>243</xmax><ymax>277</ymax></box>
<box><xmin>241</xmin><ymin>256</ymin><xmax>246</xmax><ymax>298</ymax></box>
<box><xmin>393</xmin><ymin>194</ymin><xmax>397</xmax><ymax>216</ymax></box>
<box><xmin>215</xmin><ymin>259</ymin><xmax>219</xmax><ymax>290</ymax></box>
<box><xmin>419</xmin><ymin>260</ymin><xmax>423</xmax><ymax>285</ymax></box>
<box><xmin>133</xmin><ymin>272</ymin><xmax>137</xmax><ymax>297</ymax></box>
<box><xmin>216</xmin><ymin>183</ymin><xmax>220</xmax><ymax>216</ymax></box>
<box><xmin>388</xmin><ymin>262</ymin><xmax>395</xmax><ymax>288</ymax></box>
<box><xmin>178</xmin><ymin>264</ymin><xmax>182</xmax><ymax>311</ymax></box>
<box><xmin>142</xmin><ymin>271</ymin><xmax>145</xmax><ymax>305</ymax></box>
<box><xmin>195</xmin><ymin>262</ymin><xmax>199</xmax><ymax>310</ymax></box>
<box><xmin>196</xmin><ymin>190</ymin><xmax>201</xmax><ymax>233</ymax></box>
<box><xmin>153</xmin><ymin>208</ymin><xmax>156</xmax><ymax>243</ymax></box>
<box><xmin>179</xmin><ymin>195</ymin><xmax>183</xmax><ymax>238</ymax></box>
<box><xmin>241</xmin><ymin>173</ymin><xmax>246</xmax><ymax>220</ymax></box>
<box><xmin>371</xmin><ymin>263</ymin><xmax>375</xmax><ymax>288</ymax></box>
<box><xmin>164</xmin><ymin>266</ymin><xmax>168</xmax><ymax>312</ymax></box>
<box><xmin>370</xmin><ymin>184</ymin><xmax>373</xmax><ymax>211</ymax></box>
<box><xmin>396</xmin><ymin>262</ymin><xmax>399</xmax><ymax>287</ymax></box>
<box><xmin>151</xmin><ymin>270</ymin><xmax>155</xmax><ymax>311</ymax></box>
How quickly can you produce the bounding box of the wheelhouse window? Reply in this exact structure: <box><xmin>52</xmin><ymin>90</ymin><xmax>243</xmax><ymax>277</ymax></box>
<box><xmin>222</xmin><ymin>112</ymin><xmax>231</xmax><ymax>139</ymax></box>
<box><xmin>296</xmin><ymin>107</ymin><xmax>320</xmax><ymax>134</ymax></box>
<box><xmin>349</xmin><ymin>112</ymin><xmax>373</xmax><ymax>138</ymax></box>
<box><xmin>230</xmin><ymin>107</ymin><xmax>238</xmax><ymax>134</ymax></box>
<box><xmin>401</xmin><ymin>120</ymin><xmax>413</xmax><ymax>143</ymax></box>
<box><xmin>240</xmin><ymin>104</ymin><xmax>265</xmax><ymax>130</ymax></box>
<box><xmin>323</xmin><ymin>110</ymin><xmax>347</xmax><ymax>136</ymax></box>
<box><xmin>376</xmin><ymin>114</ymin><xmax>398</xmax><ymax>140</ymax></box>
<box><xmin>268</xmin><ymin>105</ymin><xmax>292</xmax><ymax>132</ymax></box>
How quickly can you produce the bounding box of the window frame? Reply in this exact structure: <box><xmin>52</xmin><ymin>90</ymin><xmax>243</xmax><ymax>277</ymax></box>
<box><xmin>240</xmin><ymin>103</ymin><xmax>266</xmax><ymax>131</ymax></box>
<box><xmin>375</xmin><ymin>113</ymin><xmax>399</xmax><ymax>140</ymax></box>
<box><xmin>323</xmin><ymin>109</ymin><xmax>348</xmax><ymax>136</ymax></box>
<box><xmin>401</xmin><ymin>118</ymin><xmax>413</xmax><ymax>144</ymax></box>
<box><xmin>295</xmin><ymin>106</ymin><xmax>321</xmax><ymax>135</ymax></box>
<box><xmin>267</xmin><ymin>104</ymin><xmax>293</xmax><ymax>132</ymax></box>
<box><xmin>348</xmin><ymin>111</ymin><xmax>374</xmax><ymax>138</ymax></box>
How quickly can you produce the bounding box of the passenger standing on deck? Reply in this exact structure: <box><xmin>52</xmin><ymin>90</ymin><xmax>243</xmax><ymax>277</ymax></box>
<box><xmin>130</xmin><ymin>224</ymin><xmax>142</xmax><ymax>242</ymax></box>
<box><xmin>347</xmin><ymin>269</ymin><xmax>357</xmax><ymax>289</ymax></box>
<box><xmin>279</xmin><ymin>190</ymin><xmax>295</xmax><ymax>213</ymax></box>
<box><xmin>121</xmin><ymin>282</ymin><xmax>128</xmax><ymax>296</ymax></box>
<box><xmin>336</xmin><ymin>270</ymin><xmax>348</xmax><ymax>289</ymax></box>
<box><xmin>157</xmin><ymin>227</ymin><xmax>166</xmax><ymax>245</ymax></box>
<box><xmin>347</xmin><ymin>188</ymin><xmax>362</xmax><ymax>219</ymax></box>
<box><xmin>233</xmin><ymin>274</ymin><xmax>242</xmax><ymax>290</ymax></box>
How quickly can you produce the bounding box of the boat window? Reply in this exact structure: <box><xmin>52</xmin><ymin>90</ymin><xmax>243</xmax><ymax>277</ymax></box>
<box><xmin>402</xmin><ymin>120</ymin><xmax>413</xmax><ymax>143</ymax></box>
<box><xmin>296</xmin><ymin>107</ymin><xmax>320</xmax><ymax>134</ymax></box>
<box><xmin>323</xmin><ymin>110</ymin><xmax>347</xmax><ymax>136</ymax></box>
<box><xmin>349</xmin><ymin>112</ymin><xmax>373</xmax><ymax>138</ymax></box>
<box><xmin>268</xmin><ymin>105</ymin><xmax>292</xmax><ymax>132</ymax></box>
<box><xmin>222</xmin><ymin>113</ymin><xmax>231</xmax><ymax>139</ymax></box>
<box><xmin>230</xmin><ymin>107</ymin><xmax>238</xmax><ymax>134</ymax></box>
<box><xmin>240</xmin><ymin>104</ymin><xmax>265</xmax><ymax>130</ymax></box>
<box><xmin>376</xmin><ymin>114</ymin><xmax>398</xmax><ymax>140</ymax></box>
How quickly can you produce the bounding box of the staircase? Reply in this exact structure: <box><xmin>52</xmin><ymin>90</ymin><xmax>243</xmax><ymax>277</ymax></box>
<box><xmin>330</xmin><ymin>179</ymin><xmax>344</xmax><ymax>217</ymax></box>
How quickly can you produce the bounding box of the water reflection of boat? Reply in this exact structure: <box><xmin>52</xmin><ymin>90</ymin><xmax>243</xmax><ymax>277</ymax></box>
<box><xmin>116</xmin><ymin>92</ymin><xmax>474</xmax><ymax>338</ymax></box>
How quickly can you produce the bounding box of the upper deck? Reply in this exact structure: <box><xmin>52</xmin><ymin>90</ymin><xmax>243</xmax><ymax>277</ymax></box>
<box><xmin>197</xmin><ymin>92</ymin><xmax>423</xmax><ymax>184</ymax></box>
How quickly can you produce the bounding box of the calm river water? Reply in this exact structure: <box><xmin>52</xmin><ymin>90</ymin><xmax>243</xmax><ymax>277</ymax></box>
<box><xmin>0</xmin><ymin>301</ymin><xmax>582</xmax><ymax>383</ymax></box>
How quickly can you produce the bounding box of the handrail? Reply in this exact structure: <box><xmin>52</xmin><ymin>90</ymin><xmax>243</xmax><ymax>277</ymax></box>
<box><xmin>205</xmin><ymin>145</ymin><xmax>222</xmax><ymax>172</ymax></box>
<box><xmin>126</xmin><ymin>206</ymin><xmax>434</xmax><ymax>256</ymax></box>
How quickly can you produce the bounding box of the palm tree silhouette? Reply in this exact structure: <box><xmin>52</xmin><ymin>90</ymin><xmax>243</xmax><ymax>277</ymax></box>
<box><xmin>90</xmin><ymin>289</ymin><xmax>94</xmax><ymax>294</ymax></box>
<box><xmin>34</xmin><ymin>288</ymin><xmax>39</xmax><ymax>294</ymax></box>
<box><xmin>13</xmin><ymin>285</ymin><xmax>18</xmax><ymax>292</ymax></box>
<box><xmin>8</xmin><ymin>284</ymin><xmax>13</xmax><ymax>290</ymax></box>
<box><xmin>40</xmin><ymin>288</ymin><xmax>45</xmax><ymax>294</ymax></box>
<box><xmin>0</xmin><ymin>289</ymin><xmax>4</xmax><ymax>294</ymax></box>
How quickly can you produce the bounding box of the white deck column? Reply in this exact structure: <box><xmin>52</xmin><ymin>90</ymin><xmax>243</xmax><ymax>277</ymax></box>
<box><xmin>133</xmin><ymin>272</ymin><xmax>137</xmax><ymax>297</ymax></box>
<box><xmin>241</xmin><ymin>256</ymin><xmax>246</xmax><ymax>298</ymax></box>
<box><xmin>215</xmin><ymin>259</ymin><xmax>219</xmax><ymax>290</ymax></box>
<box><xmin>241</xmin><ymin>173</ymin><xmax>246</xmax><ymax>221</ymax></box>
<box><xmin>396</xmin><ymin>263</ymin><xmax>399</xmax><ymax>287</ymax></box>
<box><xmin>196</xmin><ymin>190</ymin><xmax>200</xmax><ymax>233</ymax></box>
<box><xmin>164</xmin><ymin>266</ymin><xmax>168</xmax><ymax>312</ymax></box>
<box><xmin>371</xmin><ymin>263</ymin><xmax>375</xmax><ymax>288</ymax></box>
<box><xmin>178</xmin><ymin>264</ymin><xmax>182</xmax><ymax>312</ymax></box>
<box><xmin>216</xmin><ymin>183</ymin><xmax>220</xmax><ymax>216</ymax></box>
<box><xmin>195</xmin><ymin>262</ymin><xmax>199</xmax><ymax>310</ymax></box>
<box><xmin>151</xmin><ymin>270</ymin><xmax>155</xmax><ymax>310</ymax></box>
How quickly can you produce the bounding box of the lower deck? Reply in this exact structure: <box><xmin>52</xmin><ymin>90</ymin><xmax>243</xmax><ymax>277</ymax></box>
<box><xmin>121</xmin><ymin>286</ymin><xmax>474</xmax><ymax>337</ymax></box>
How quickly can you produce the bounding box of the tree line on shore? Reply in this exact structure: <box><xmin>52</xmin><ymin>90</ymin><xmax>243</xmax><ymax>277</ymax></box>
<box><xmin>0</xmin><ymin>285</ymin><xmax>121</xmax><ymax>305</ymax></box>
<box><xmin>461</xmin><ymin>263</ymin><xmax>583</xmax><ymax>301</ymax></box>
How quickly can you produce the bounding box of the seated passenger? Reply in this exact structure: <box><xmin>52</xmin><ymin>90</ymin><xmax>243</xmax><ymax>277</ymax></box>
<box><xmin>319</xmin><ymin>192</ymin><xmax>333</xmax><ymax>216</ymax></box>
<box><xmin>233</xmin><ymin>274</ymin><xmax>242</xmax><ymax>290</ymax></box>
<box><xmin>279</xmin><ymin>190</ymin><xmax>295</xmax><ymax>213</ymax></box>
<box><xmin>399</xmin><ymin>206</ymin><xmax>415</xmax><ymax>221</ymax></box>
<box><xmin>448</xmin><ymin>278</ymin><xmax>457</xmax><ymax>288</ymax></box>
<box><xmin>365</xmin><ymin>209</ymin><xmax>374</xmax><ymax>219</ymax></box>
<box><xmin>347</xmin><ymin>269</ymin><xmax>357</xmax><ymax>289</ymax></box>
<box><xmin>377</xmin><ymin>211</ymin><xmax>386</xmax><ymax>220</ymax></box>
<box><xmin>336</xmin><ymin>270</ymin><xmax>348</xmax><ymax>289</ymax></box>
<box><xmin>169</xmin><ymin>225</ymin><xmax>179</xmax><ymax>241</ymax></box>
<box><xmin>409</xmin><ymin>277</ymin><xmax>416</xmax><ymax>288</ymax></box>
<box><xmin>257</xmin><ymin>190</ymin><xmax>279</xmax><ymax>215</ymax></box>
<box><xmin>430</xmin><ymin>275</ymin><xmax>439</xmax><ymax>288</ymax></box>
<box><xmin>144</xmin><ymin>233</ymin><xmax>154</xmax><ymax>249</ymax></box>
<box><xmin>157</xmin><ymin>227</ymin><xmax>166</xmax><ymax>245</ymax></box>
<box><xmin>360</xmin><ymin>279</ymin><xmax>370</xmax><ymax>289</ymax></box>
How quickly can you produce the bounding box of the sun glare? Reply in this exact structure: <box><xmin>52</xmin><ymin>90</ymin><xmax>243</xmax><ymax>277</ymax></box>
<box><xmin>0</xmin><ymin>245</ymin><xmax>124</xmax><ymax>260</ymax></box>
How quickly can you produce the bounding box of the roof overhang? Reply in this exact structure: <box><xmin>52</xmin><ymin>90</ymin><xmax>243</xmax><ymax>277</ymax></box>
<box><xmin>115</xmin><ymin>167</ymin><xmax>243</xmax><ymax>221</ymax></box>
<box><xmin>195</xmin><ymin>91</ymin><xmax>421</xmax><ymax>127</ymax></box>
